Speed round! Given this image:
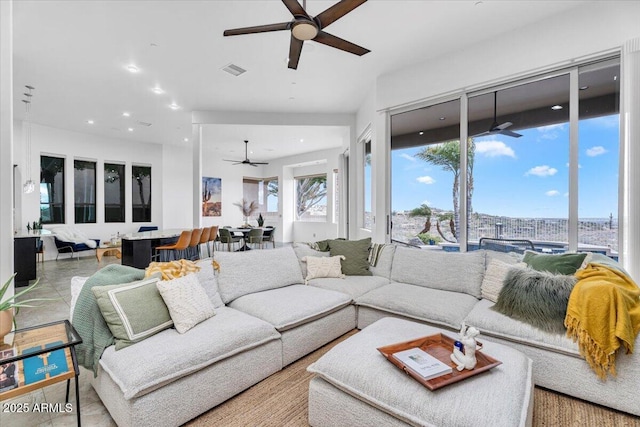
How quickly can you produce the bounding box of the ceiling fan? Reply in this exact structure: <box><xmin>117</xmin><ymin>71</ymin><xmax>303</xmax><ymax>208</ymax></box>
<box><xmin>224</xmin><ymin>140</ymin><xmax>269</xmax><ymax>167</ymax></box>
<box><xmin>473</xmin><ymin>92</ymin><xmax>522</xmax><ymax>138</ymax></box>
<box><xmin>223</xmin><ymin>0</ymin><xmax>370</xmax><ymax>70</ymax></box>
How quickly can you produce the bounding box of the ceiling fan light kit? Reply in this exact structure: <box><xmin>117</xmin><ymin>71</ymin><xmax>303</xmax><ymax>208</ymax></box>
<box><xmin>223</xmin><ymin>0</ymin><xmax>370</xmax><ymax>69</ymax></box>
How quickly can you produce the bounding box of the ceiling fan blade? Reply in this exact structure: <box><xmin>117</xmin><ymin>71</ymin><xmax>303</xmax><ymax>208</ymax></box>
<box><xmin>224</xmin><ymin>22</ymin><xmax>290</xmax><ymax>36</ymax></box>
<box><xmin>250</xmin><ymin>163</ymin><xmax>259</xmax><ymax>167</ymax></box>
<box><xmin>495</xmin><ymin>122</ymin><xmax>513</xmax><ymax>130</ymax></box>
<box><xmin>499</xmin><ymin>129</ymin><xmax>523</xmax><ymax>138</ymax></box>
<box><xmin>223</xmin><ymin>159</ymin><xmax>240</xmax><ymax>162</ymax></box>
<box><xmin>251</xmin><ymin>162</ymin><xmax>269</xmax><ymax>165</ymax></box>
<box><xmin>281</xmin><ymin>0</ymin><xmax>309</xmax><ymax>18</ymax></box>
<box><xmin>471</xmin><ymin>130</ymin><xmax>491</xmax><ymax>138</ymax></box>
<box><xmin>313</xmin><ymin>31</ymin><xmax>370</xmax><ymax>56</ymax></box>
<box><xmin>288</xmin><ymin>35</ymin><xmax>303</xmax><ymax>69</ymax></box>
<box><xmin>315</xmin><ymin>0</ymin><xmax>367</xmax><ymax>29</ymax></box>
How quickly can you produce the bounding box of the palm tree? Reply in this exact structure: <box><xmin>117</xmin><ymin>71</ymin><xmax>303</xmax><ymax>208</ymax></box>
<box><xmin>408</xmin><ymin>204</ymin><xmax>432</xmax><ymax>235</ymax></box>
<box><xmin>296</xmin><ymin>176</ymin><xmax>327</xmax><ymax>219</ymax></box>
<box><xmin>415</xmin><ymin>138</ymin><xmax>475</xmax><ymax>241</ymax></box>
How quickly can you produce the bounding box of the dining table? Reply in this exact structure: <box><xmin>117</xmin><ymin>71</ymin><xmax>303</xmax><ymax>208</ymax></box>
<box><xmin>227</xmin><ymin>227</ymin><xmax>265</xmax><ymax>251</ymax></box>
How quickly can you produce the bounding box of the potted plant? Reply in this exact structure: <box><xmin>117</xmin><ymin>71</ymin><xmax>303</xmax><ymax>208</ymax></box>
<box><xmin>257</xmin><ymin>213</ymin><xmax>265</xmax><ymax>227</ymax></box>
<box><xmin>233</xmin><ymin>199</ymin><xmax>259</xmax><ymax>227</ymax></box>
<box><xmin>0</xmin><ymin>274</ymin><xmax>52</xmax><ymax>340</ymax></box>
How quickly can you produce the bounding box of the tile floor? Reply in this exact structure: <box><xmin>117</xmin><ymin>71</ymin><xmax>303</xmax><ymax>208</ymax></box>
<box><xmin>4</xmin><ymin>254</ymin><xmax>122</xmax><ymax>427</ymax></box>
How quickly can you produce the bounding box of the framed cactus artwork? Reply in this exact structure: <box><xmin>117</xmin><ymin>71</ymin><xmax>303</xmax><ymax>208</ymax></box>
<box><xmin>202</xmin><ymin>177</ymin><xmax>222</xmax><ymax>217</ymax></box>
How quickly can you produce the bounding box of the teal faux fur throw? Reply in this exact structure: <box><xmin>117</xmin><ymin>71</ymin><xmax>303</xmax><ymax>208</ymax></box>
<box><xmin>494</xmin><ymin>267</ymin><xmax>578</xmax><ymax>334</ymax></box>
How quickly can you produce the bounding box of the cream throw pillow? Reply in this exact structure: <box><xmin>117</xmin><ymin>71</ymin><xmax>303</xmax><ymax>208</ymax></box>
<box><xmin>156</xmin><ymin>273</ymin><xmax>216</xmax><ymax>334</ymax></box>
<box><xmin>482</xmin><ymin>259</ymin><xmax>526</xmax><ymax>303</ymax></box>
<box><xmin>302</xmin><ymin>255</ymin><xmax>345</xmax><ymax>283</ymax></box>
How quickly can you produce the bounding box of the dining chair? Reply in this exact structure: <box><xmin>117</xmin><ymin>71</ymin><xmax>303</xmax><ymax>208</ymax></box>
<box><xmin>187</xmin><ymin>228</ymin><xmax>203</xmax><ymax>260</ymax></box>
<box><xmin>247</xmin><ymin>228</ymin><xmax>264</xmax><ymax>249</ymax></box>
<box><xmin>153</xmin><ymin>230</ymin><xmax>192</xmax><ymax>262</ymax></box>
<box><xmin>261</xmin><ymin>226</ymin><xmax>276</xmax><ymax>248</ymax></box>
<box><xmin>198</xmin><ymin>227</ymin><xmax>211</xmax><ymax>259</ymax></box>
<box><xmin>218</xmin><ymin>228</ymin><xmax>242</xmax><ymax>251</ymax></box>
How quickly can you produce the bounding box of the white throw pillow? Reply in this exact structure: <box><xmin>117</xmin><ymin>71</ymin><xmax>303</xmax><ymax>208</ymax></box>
<box><xmin>302</xmin><ymin>255</ymin><xmax>345</xmax><ymax>283</ymax></box>
<box><xmin>482</xmin><ymin>260</ymin><xmax>526</xmax><ymax>303</ymax></box>
<box><xmin>156</xmin><ymin>274</ymin><xmax>216</xmax><ymax>334</ymax></box>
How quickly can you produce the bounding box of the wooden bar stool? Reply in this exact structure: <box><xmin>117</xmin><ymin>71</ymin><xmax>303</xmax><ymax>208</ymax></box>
<box><xmin>187</xmin><ymin>228</ymin><xmax>203</xmax><ymax>260</ymax></box>
<box><xmin>153</xmin><ymin>230</ymin><xmax>192</xmax><ymax>262</ymax></box>
<box><xmin>198</xmin><ymin>227</ymin><xmax>211</xmax><ymax>259</ymax></box>
<box><xmin>207</xmin><ymin>226</ymin><xmax>219</xmax><ymax>256</ymax></box>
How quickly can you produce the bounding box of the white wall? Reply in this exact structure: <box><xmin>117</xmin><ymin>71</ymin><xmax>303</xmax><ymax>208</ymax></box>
<box><xmin>0</xmin><ymin>0</ymin><xmax>14</xmax><ymax>284</ymax></box>
<box><xmin>162</xmin><ymin>143</ymin><xmax>192</xmax><ymax>229</ymax></box>
<box><xmin>14</xmin><ymin>122</ymin><xmax>166</xmax><ymax>260</ymax></box>
<box><xmin>360</xmin><ymin>1</ymin><xmax>640</xmax><ymax>248</ymax></box>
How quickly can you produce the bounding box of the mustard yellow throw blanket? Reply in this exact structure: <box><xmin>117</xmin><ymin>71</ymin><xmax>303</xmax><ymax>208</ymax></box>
<box><xmin>145</xmin><ymin>259</ymin><xmax>201</xmax><ymax>280</ymax></box>
<box><xmin>565</xmin><ymin>263</ymin><xmax>640</xmax><ymax>379</ymax></box>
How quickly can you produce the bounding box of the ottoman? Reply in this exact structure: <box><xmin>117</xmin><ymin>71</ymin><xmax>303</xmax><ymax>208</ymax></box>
<box><xmin>307</xmin><ymin>317</ymin><xmax>533</xmax><ymax>427</ymax></box>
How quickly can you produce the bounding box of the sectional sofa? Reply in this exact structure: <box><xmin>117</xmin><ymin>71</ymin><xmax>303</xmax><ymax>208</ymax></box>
<box><xmin>75</xmin><ymin>244</ymin><xmax>639</xmax><ymax>426</ymax></box>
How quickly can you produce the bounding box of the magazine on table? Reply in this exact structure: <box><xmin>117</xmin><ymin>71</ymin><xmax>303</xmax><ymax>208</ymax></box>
<box><xmin>392</xmin><ymin>347</ymin><xmax>452</xmax><ymax>380</ymax></box>
<box><xmin>0</xmin><ymin>348</ymin><xmax>19</xmax><ymax>392</ymax></box>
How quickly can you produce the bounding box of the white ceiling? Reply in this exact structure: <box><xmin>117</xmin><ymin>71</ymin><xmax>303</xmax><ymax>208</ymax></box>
<box><xmin>12</xmin><ymin>0</ymin><xmax>585</xmax><ymax>157</ymax></box>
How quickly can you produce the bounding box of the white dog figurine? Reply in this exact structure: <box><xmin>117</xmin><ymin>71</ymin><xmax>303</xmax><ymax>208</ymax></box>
<box><xmin>450</xmin><ymin>323</ymin><xmax>482</xmax><ymax>371</ymax></box>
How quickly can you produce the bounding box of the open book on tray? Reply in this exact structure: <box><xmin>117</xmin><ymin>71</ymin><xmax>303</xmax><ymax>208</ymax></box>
<box><xmin>392</xmin><ymin>347</ymin><xmax>452</xmax><ymax>380</ymax></box>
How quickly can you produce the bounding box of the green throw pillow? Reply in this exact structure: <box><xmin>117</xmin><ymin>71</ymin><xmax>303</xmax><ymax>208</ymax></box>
<box><xmin>92</xmin><ymin>275</ymin><xmax>173</xmax><ymax>350</ymax></box>
<box><xmin>329</xmin><ymin>238</ymin><xmax>372</xmax><ymax>276</ymax></box>
<box><xmin>522</xmin><ymin>251</ymin><xmax>587</xmax><ymax>275</ymax></box>
<box><xmin>315</xmin><ymin>239</ymin><xmax>331</xmax><ymax>252</ymax></box>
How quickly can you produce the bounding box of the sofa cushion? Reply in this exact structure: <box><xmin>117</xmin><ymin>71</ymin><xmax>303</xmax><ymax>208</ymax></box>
<box><xmin>303</xmin><ymin>255</ymin><xmax>345</xmax><ymax>282</ymax></box>
<box><xmin>390</xmin><ymin>246</ymin><xmax>485</xmax><ymax>298</ymax></box>
<box><xmin>229</xmin><ymin>285</ymin><xmax>352</xmax><ymax>331</ymax></box>
<box><xmin>368</xmin><ymin>244</ymin><xmax>396</xmax><ymax>279</ymax></box>
<box><xmin>156</xmin><ymin>274</ymin><xmax>216</xmax><ymax>334</ymax></box>
<box><xmin>356</xmin><ymin>282</ymin><xmax>479</xmax><ymax>330</ymax></box>
<box><xmin>99</xmin><ymin>306</ymin><xmax>281</xmax><ymax>400</ymax></box>
<box><xmin>522</xmin><ymin>250</ymin><xmax>587</xmax><ymax>275</ymax></box>
<box><xmin>215</xmin><ymin>246</ymin><xmax>304</xmax><ymax>303</ymax></box>
<box><xmin>329</xmin><ymin>238</ymin><xmax>372</xmax><ymax>276</ymax></box>
<box><xmin>481</xmin><ymin>259</ymin><xmax>526</xmax><ymax>303</ymax></box>
<box><xmin>464</xmin><ymin>299</ymin><xmax>580</xmax><ymax>356</ymax></box>
<box><xmin>92</xmin><ymin>275</ymin><xmax>173</xmax><ymax>350</ymax></box>
<box><xmin>293</xmin><ymin>244</ymin><xmax>331</xmax><ymax>278</ymax></box>
<box><xmin>195</xmin><ymin>258</ymin><xmax>224</xmax><ymax>308</ymax></box>
<box><xmin>308</xmin><ymin>275</ymin><xmax>389</xmax><ymax>299</ymax></box>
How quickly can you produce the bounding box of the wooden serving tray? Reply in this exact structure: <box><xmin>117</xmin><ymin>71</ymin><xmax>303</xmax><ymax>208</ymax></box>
<box><xmin>377</xmin><ymin>333</ymin><xmax>502</xmax><ymax>391</ymax></box>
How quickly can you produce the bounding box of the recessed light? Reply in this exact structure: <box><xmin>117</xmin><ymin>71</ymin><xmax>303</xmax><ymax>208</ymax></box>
<box><xmin>126</xmin><ymin>64</ymin><xmax>140</xmax><ymax>73</ymax></box>
<box><xmin>439</xmin><ymin>117</ymin><xmax>446</xmax><ymax>121</ymax></box>
<box><xmin>419</xmin><ymin>131</ymin><xmax>424</xmax><ymax>135</ymax></box>
<box><xmin>122</xmin><ymin>112</ymin><xmax>130</xmax><ymax>117</ymax></box>
<box><xmin>127</xmin><ymin>127</ymin><xmax>134</xmax><ymax>132</ymax></box>
<box><xmin>551</xmin><ymin>105</ymin><xmax>563</xmax><ymax>110</ymax></box>
<box><xmin>169</xmin><ymin>103</ymin><xmax>180</xmax><ymax>110</ymax></box>
<box><xmin>300</xmin><ymin>139</ymin><xmax>304</xmax><ymax>142</ymax></box>
<box><xmin>183</xmin><ymin>137</ymin><xmax>189</xmax><ymax>142</ymax></box>
<box><xmin>87</xmin><ymin>120</ymin><xmax>94</xmax><ymax>124</ymax></box>
<box><xmin>579</xmin><ymin>86</ymin><xmax>589</xmax><ymax>91</ymax></box>
<box><xmin>614</xmin><ymin>75</ymin><xmax>617</xmax><ymax>81</ymax></box>
<box><xmin>152</xmin><ymin>86</ymin><xmax>164</xmax><ymax>95</ymax></box>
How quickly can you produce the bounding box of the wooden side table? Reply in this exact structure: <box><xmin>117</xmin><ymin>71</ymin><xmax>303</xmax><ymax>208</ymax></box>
<box><xmin>96</xmin><ymin>243</ymin><xmax>122</xmax><ymax>263</ymax></box>
<box><xmin>0</xmin><ymin>320</ymin><xmax>83</xmax><ymax>426</ymax></box>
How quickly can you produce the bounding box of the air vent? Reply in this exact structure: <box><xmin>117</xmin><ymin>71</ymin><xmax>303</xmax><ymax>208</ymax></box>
<box><xmin>136</xmin><ymin>121</ymin><xmax>152</xmax><ymax>127</ymax></box>
<box><xmin>222</xmin><ymin>63</ymin><xmax>247</xmax><ymax>76</ymax></box>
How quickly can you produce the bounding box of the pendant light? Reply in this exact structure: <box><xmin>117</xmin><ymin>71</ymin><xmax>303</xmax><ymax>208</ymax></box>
<box><xmin>22</xmin><ymin>85</ymin><xmax>35</xmax><ymax>194</ymax></box>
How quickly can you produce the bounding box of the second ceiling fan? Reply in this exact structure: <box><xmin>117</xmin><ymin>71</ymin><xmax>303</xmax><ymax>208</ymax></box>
<box><xmin>473</xmin><ymin>91</ymin><xmax>522</xmax><ymax>138</ymax></box>
<box><xmin>223</xmin><ymin>0</ymin><xmax>370</xmax><ymax>70</ymax></box>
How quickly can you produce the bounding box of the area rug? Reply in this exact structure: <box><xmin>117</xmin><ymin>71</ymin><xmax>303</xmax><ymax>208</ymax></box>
<box><xmin>185</xmin><ymin>330</ymin><xmax>637</xmax><ymax>427</ymax></box>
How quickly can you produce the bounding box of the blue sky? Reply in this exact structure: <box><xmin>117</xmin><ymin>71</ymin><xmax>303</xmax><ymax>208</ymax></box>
<box><xmin>391</xmin><ymin>115</ymin><xmax>619</xmax><ymax>219</ymax></box>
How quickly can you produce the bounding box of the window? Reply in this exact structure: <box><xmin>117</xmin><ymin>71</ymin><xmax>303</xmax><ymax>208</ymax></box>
<box><xmin>132</xmin><ymin>165</ymin><xmax>151</xmax><ymax>222</ymax></box>
<box><xmin>105</xmin><ymin>163</ymin><xmax>125</xmax><ymax>222</ymax></box>
<box><xmin>40</xmin><ymin>155</ymin><xmax>65</xmax><ymax>224</ymax></box>
<box><xmin>74</xmin><ymin>160</ymin><xmax>96</xmax><ymax>223</ymax></box>
<box><xmin>578</xmin><ymin>60</ymin><xmax>620</xmax><ymax>253</ymax></box>
<box><xmin>333</xmin><ymin>168</ymin><xmax>339</xmax><ymax>223</ymax></box>
<box><xmin>390</xmin><ymin>98</ymin><xmax>461</xmax><ymax>245</ymax></box>
<box><xmin>363</xmin><ymin>140</ymin><xmax>372</xmax><ymax>230</ymax></box>
<box><xmin>295</xmin><ymin>174</ymin><xmax>327</xmax><ymax>222</ymax></box>
<box><xmin>243</xmin><ymin>177</ymin><xmax>279</xmax><ymax>220</ymax></box>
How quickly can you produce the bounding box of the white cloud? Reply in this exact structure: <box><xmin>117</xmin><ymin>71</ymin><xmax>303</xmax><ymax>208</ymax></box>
<box><xmin>422</xmin><ymin>199</ymin><xmax>431</xmax><ymax>206</ymax></box>
<box><xmin>525</xmin><ymin>165</ymin><xmax>558</xmax><ymax>177</ymax></box>
<box><xmin>416</xmin><ymin>176</ymin><xmax>435</xmax><ymax>184</ymax></box>
<box><xmin>586</xmin><ymin>146</ymin><xmax>607</xmax><ymax>157</ymax></box>
<box><xmin>400</xmin><ymin>153</ymin><xmax>417</xmax><ymax>162</ymax></box>
<box><xmin>537</xmin><ymin>124</ymin><xmax>566</xmax><ymax>133</ymax></box>
<box><xmin>545</xmin><ymin>190</ymin><xmax>560</xmax><ymax>196</ymax></box>
<box><xmin>475</xmin><ymin>140</ymin><xmax>516</xmax><ymax>158</ymax></box>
